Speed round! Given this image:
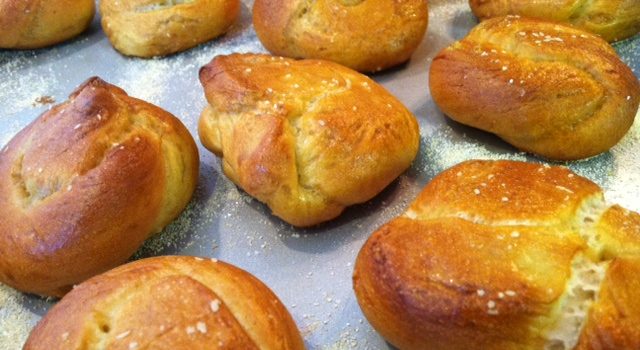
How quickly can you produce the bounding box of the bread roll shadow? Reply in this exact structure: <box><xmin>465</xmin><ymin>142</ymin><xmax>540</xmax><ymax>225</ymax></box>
<box><xmin>447</xmin><ymin>4</ymin><xmax>479</xmax><ymax>40</ymax></box>
<box><xmin>440</xmin><ymin>112</ymin><xmax>616</xmax><ymax>171</ymax></box>
<box><xmin>132</xmin><ymin>161</ymin><xmax>221</xmax><ymax>260</ymax></box>
<box><xmin>243</xmin><ymin>177</ymin><xmax>405</xmax><ymax>253</ymax></box>
<box><xmin>372</xmin><ymin>28</ymin><xmax>446</xmax><ymax>86</ymax></box>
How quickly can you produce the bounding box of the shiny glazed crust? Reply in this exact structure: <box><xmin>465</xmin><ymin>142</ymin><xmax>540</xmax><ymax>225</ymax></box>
<box><xmin>252</xmin><ymin>0</ymin><xmax>429</xmax><ymax>72</ymax></box>
<box><xmin>0</xmin><ymin>0</ymin><xmax>95</xmax><ymax>49</ymax></box>
<box><xmin>100</xmin><ymin>0</ymin><xmax>240</xmax><ymax>57</ymax></box>
<box><xmin>469</xmin><ymin>0</ymin><xmax>640</xmax><ymax>42</ymax></box>
<box><xmin>198</xmin><ymin>53</ymin><xmax>420</xmax><ymax>227</ymax></box>
<box><xmin>429</xmin><ymin>16</ymin><xmax>640</xmax><ymax>160</ymax></box>
<box><xmin>0</xmin><ymin>77</ymin><xmax>199</xmax><ymax>297</ymax></box>
<box><xmin>24</xmin><ymin>256</ymin><xmax>305</xmax><ymax>350</ymax></box>
<box><xmin>353</xmin><ymin>160</ymin><xmax>640</xmax><ymax>350</ymax></box>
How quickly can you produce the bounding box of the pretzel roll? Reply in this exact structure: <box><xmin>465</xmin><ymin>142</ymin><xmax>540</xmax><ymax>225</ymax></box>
<box><xmin>252</xmin><ymin>0</ymin><xmax>428</xmax><ymax>72</ymax></box>
<box><xmin>198</xmin><ymin>53</ymin><xmax>420</xmax><ymax>227</ymax></box>
<box><xmin>0</xmin><ymin>77</ymin><xmax>199</xmax><ymax>297</ymax></box>
<box><xmin>0</xmin><ymin>0</ymin><xmax>95</xmax><ymax>49</ymax></box>
<box><xmin>429</xmin><ymin>17</ymin><xmax>640</xmax><ymax>160</ymax></box>
<box><xmin>24</xmin><ymin>256</ymin><xmax>305</xmax><ymax>350</ymax></box>
<box><xmin>469</xmin><ymin>0</ymin><xmax>640</xmax><ymax>42</ymax></box>
<box><xmin>353</xmin><ymin>160</ymin><xmax>640</xmax><ymax>350</ymax></box>
<box><xmin>100</xmin><ymin>0</ymin><xmax>240</xmax><ymax>57</ymax></box>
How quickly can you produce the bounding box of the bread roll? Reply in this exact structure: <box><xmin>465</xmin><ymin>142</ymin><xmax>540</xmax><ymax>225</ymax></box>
<box><xmin>24</xmin><ymin>256</ymin><xmax>305</xmax><ymax>350</ymax></box>
<box><xmin>100</xmin><ymin>0</ymin><xmax>240</xmax><ymax>57</ymax></box>
<box><xmin>0</xmin><ymin>77</ymin><xmax>199</xmax><ymax>297</ymax></box>
<box><xmin>252</xmin><ymin>0</ymin><xmax>428</xmax><ymax>72</ymax></box>
<box><xmin>429</xmin><ymin>16</ymin><xmax>640</xmax><ymax>160</ymax></box>
<box><xmin>198</xmin><ymin>53</ymin><xmax>420</xmax><ymax>227</ymax></box>
<box><xmin>353</xmin><ymin>160</ymin><xmax>640</xmax><ymax>350</ymax></box>
<box><xmin>0</xmin><ymin>0</ymin><xmax>95</xmax><ymax>49</ymax></box>
<box><xmin>469</xmin><ymin>0</ymin><xmax>640</xmax><ymax>42</ymax></box>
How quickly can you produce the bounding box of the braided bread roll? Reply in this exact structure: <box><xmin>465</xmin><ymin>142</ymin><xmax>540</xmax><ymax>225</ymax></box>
<box><xmin>353</xmin><ymin>160</ymin><xmax>640</xmax><ymax>350</ymax></box>
<box><xmin>252</xmin><ymin>0</ymin><xmax>428</xmax><ymax>72</ymax></box>
<box><xmin>0</xmin><ymin>77</ymin><xmax>199</xmax><ymax>297</ymax></box>
<box><xmin>429</xmin><ymin>17</ymin><xmax>640</xmax><ymax>160</ymax></box>
<box><xmin>24</xmin><ymin>256</ymin><xmax>305</xmax><ymax>350</ymax></box>
<box><xmin>100</xmin><ymin>0</ymin><xmax>239</xmax><ymax>57</ymax></box>
<box><xmin>199</xmin><ymin>54</ymin><xmax>420</xmax><ymax>227</ymax></box>
<box><xmin>0</xmin><ymin>0</ymin><xmax>95</xmax><ymax>49</ymax></box>
<box><xmin>469</xmin><ymin>0</ymin><xmax>640</xmax><ymax>42</ymax></box>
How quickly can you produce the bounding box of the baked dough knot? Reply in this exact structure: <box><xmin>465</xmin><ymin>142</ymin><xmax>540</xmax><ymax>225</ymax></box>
<box><xmin>0</xmin><ymin>77</ymin><xmax>199</xmax><ymax>297</ymax></box>
<box><xmin>429</xmin><ymin>16</ymin><xmax>640</xmax><ymax>160</ymax></box>
<box><xmin>354</xmin><ymin>160</ymin><xmax>640</xmax><ymax>350</ymax></box>
<box><xmin>470</xmin><ymin>0</ymin><xmax>640</xmax><ymax>42</ymax></box>
<box><xmin>198</xmin><ymin>54</ymin><xmax>420</xmax><ymax>227</ymax></box>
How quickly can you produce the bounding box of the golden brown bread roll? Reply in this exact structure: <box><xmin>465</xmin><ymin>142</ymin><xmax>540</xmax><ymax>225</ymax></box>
<box><xmin>100</xmin><ymin>0</ymin><xmax>240</xmax><ymax>57</ymax></box>
<box><xmin>198</xmin><ymin>53</ymin><xmax>420</xmax><ymax>227</ymax></box>
<box><xmin>0</xmin><ymin>0</ymin><xmax>95</xmax><ymax>49</ymax></box>
<box><xmin>353</xmin><ymin>160</ymin><xmax>640</xmax><ymax>350</ymax></box>
<box><xmin>252</xmin><ymin>0</ymin><xmax>428</xmax><ymax>72</ymax></box>
<box><xmin>0</xmin><ymin>77</ymin><xmax>199</xmax><ymax>297</ymax></box>
<box><xmin>469</xmin><ymin>0</ymin><xmax>640</xmax><ymax>42</ymax></box>
<box><xmin>24</xmin><ymin>256</ymin><xmax>305</xmax><ymax>350</ymax></box>
<box><xmin>429</xmin><ymin>16</ymin><xmax>640</xmax><ymax>160</ymax></box>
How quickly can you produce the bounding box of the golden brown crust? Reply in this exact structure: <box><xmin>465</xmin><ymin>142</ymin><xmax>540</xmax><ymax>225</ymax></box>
<box><xmin>0</xmin><ymin>0</ymin><xmax>95</xmax><ymax>49</ymax></box>
<box><xmin>429</xmin><ymin>16</ymin><xmax>640</xmax><ymax>160</ymax></box>
<box><xmin>100</xmin><ymin>0</ymin><xmax>240</xmax><ymax>57</ymax></box>
<box><xmin>353</xmin><ymin>160</ymin><xmax>640</xmax><ymax>350</ymax></box>
<box><xmin>198</xmin><ymin>53</ymin><xmax>420</xmax><ymax>227</ymax></box>
<box><xmin>24</xmin><ymin>256</ymin><xmax>305</xmax><ymax>350</ymax></box>
<box><xmin>575</xmin><ymin>257</ymin><xmax>640</xmax><ymax>350</ymax></box>
<box><xmin>0</xmin><ymin>77</ymin><xmax>199</xmax><ymax>297</ymax></box>
<box><xmin>252</xmin><ymin>0</ymin><xmax>428</xmax><ymax>72</ymax></box>
<box><xmin>469</xmin><ymin>0</ymin><xmax>640</xmax><ymax>42</ymax></box>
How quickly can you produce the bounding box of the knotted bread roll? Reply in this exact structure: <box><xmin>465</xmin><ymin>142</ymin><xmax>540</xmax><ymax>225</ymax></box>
<box><xmin>0</xmin><ymin>0</ymin><xmax>95</xmax><ymax>49</ymax></box>
<box><xmin>0</xmin><ymin>77</ymin><xmax>199</xmax><ymax>297</ymax></box>
<box><xmin>199</xmin><ymin>53</ymin><xmax>420</xmax><ymax>227</ymax></box>
<box><xmin>252</xmin><ymin>0</ymin><xmax>428</xmax><ymax>72</ymax></box>
<box><xmin>469</xmin><ymin>0</ymin><xmax>640</xmax><ymax>42</ymax></box>
<box><xmin>24</xmin><ymin>256</ymin><xmax>305</xmax><ymax>350</ymax></box>
<box><xmin>354</xmin><ymin>160</ymin><xmax>640</xmax><ymax>350</ymax></box>
<box><xmin>100</xmin><ymin>0</ymin><xmax>239</xmax><ymax>57</ymax></box>
<box><xmin>429</xmin><ymin>16</ymin><xmax>640</xmax><ymax>160</ymax></box>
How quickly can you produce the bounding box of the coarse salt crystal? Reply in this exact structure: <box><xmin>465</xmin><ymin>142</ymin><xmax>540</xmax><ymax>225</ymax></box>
<box><xmin>116</xmin><ymin>330</ymin><xmax>131</xmax><ymax>339</ymax></box>
<box><xmin>210</xmin><ymin>299</ymin><xmax>221</xmax><ymax>312</ymax></box>
<box><xmin>196</xmin><ymin>322</ymin><xmax>207</xmax><ymax>334</ymax></box>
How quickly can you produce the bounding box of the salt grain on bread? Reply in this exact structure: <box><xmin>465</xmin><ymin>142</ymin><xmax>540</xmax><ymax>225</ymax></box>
<box><xmin>469</xmin><ymin>0</ymin><xmax>640</xmax><ymax>42</ymax></box>
<box><xmin>198</xmin><ymin>53</ymin><xmax>420</xmax><ymax>227</ymax></box>
<box><xmin>0</xmin><ymin>77</ymin><xmax>199</xmax><ymax>297</ymax></box>
<box><xmin>0</xmin><ymin>0</ymin><xmax>95</xmax><ymax>49</ymax></box>
<box><xmin>100</xmin><ymin>0</ymin><xmax>239</xmax><ymax>57</ymax></box>
<box><xmin>353</xmin><ymin>160</ymin><xmax>640</xmax><ymax>350</ymax></box>
<box><xmin>252</xmin><ymin>0</ymin><xmax>428</xmax><ymax>72</ymax></box>
<box><xmin>24</xmin><ymin>256</ymin><xmax>305</xmax><ymax>350</ymax></box>
<box><xmin>429</xmin><ymin>16</ymin><xmax>640</xmax><ymax>160</ymax></box>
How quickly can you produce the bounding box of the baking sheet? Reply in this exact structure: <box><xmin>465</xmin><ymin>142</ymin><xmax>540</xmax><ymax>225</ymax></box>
<box><xmin>1</xmin><ymin>0</ymin><xmax>639</xmax><ymax>348</ymax></box>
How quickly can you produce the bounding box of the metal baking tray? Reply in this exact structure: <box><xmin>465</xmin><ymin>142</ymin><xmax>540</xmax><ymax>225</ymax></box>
<box><xmin>1</xmin><ymin>0</ymin><xmax>639</xmax><ymax>348</ymax></box>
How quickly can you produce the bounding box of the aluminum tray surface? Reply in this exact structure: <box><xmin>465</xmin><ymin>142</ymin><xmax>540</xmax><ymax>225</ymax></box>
<box><xmin>1</xmin><ymin>0</ymin><xmax>639</xmax><ymax>348</ymax></box>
